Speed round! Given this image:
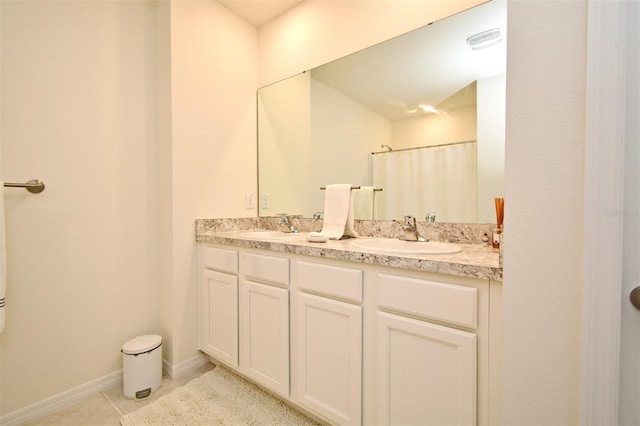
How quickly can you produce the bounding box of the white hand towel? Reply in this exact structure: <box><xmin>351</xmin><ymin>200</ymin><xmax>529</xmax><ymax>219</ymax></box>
<box><xmin>344</xmin><ymin>192</ymin><xmax>358</xmax><ymax>238</ymax></box>
<box><xmin>320</xmin><ymin>184</ymin><xmax>358</xmax><ymax>239</ymax></box>
<box><xmin>0</xmin><ymin>183</ymin><xmax>6</xmax><ymax>332</ymax></box>
<box><xmin>353</xmin><ymin>186</ymin><xmax>375</xmax><ymax>220</ymax></box>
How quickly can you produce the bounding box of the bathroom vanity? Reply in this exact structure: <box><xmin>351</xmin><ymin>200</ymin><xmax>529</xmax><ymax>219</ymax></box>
<box><xmin>196</xmin><ymin>220</ymin><xmax>502</xmax><ymax>425</ymax></box>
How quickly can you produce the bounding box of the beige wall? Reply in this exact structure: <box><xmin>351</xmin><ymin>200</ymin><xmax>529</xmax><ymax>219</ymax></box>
<box><xmin>258</xmin><ymin>72</ymin><xmax>312</xmax><ymax>216</ymax></box>
<box><xmin>258</xmin><ymin>74</ymin><xmax>392</xmax><ymax>218</ymax></box>
<box><xmin>0</xmin><ymin>0</ymin><xmax>163</xmax><ymax>413</ymax></box>
<box><xmin>310</xmin><ymin>78</ymin><xmax>390</xmax><ymax>216</ymax></box>
<box><xmin>502</xmin><ymin>1</ymin><xmax>585</xmax><ymax>424</ymax></box>
<box><xmin>391</xmin><ymin>106</ymin><xmax>477</xmax><ymax>150</ymax></box>
<box><xmin>0</xmin><ymin>0</ymin><xmax>257</xmax><ymax>415</ymax></box>
<box><xmin>168</xmin><ymin>0</ymin><xmax>257</xmax><ymax>366</ymax></box>
<box><xmin>477</xmin><ymin>74</ymin><xmax>506</xmax><ymax>223</ymax></box>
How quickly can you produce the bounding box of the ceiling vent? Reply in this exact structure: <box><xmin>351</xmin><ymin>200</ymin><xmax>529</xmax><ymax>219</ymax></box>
<box><xmin>467</xmin><ymin>28</ymin><xmax>502</xmax><ymax>50</ymax></box>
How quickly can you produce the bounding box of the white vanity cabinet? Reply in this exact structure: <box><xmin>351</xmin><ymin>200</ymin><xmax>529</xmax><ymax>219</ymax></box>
<box><xmin>239</xmin><ymin>252</ymin><xmax>290</xmax><ymax>397</ymax></box>
<box><xmin>292</xmin><ymin>260</ymin><xmax>363</xmax><ymax>425</ymax></box>
<box><xmin>199</xmin><ymin>245</ymin><xmax>291</xmax><ymax>396</ymax></box>
<box><xmin>373</xmin><ymin>273</ymin><xmax>479</xmax><ymax>425</ymax></box>
<box><xmin>198</xmin><ymin>241</ymin><xmax>500</xmax><ymax>426</ymax></box>
<box><xmin>198</xmin><ymin>245</ymin><xmax>239</xmax><ymax>367</ymax></box>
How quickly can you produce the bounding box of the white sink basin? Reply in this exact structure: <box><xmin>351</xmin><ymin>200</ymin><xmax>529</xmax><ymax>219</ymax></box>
<box><xmin>349</xmin><ymin>238</ymin><xmax>462</xmax><ymax>255</ymax></box>
<box><xmin>239</xmin><ymin>230</ymin><xmax>308</xmax><ymax>240</ymax></box>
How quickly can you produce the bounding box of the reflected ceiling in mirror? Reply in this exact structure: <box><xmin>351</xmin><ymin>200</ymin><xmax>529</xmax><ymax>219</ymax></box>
<box><xmin>258</xmin><ymin>0</ymin><xmax>506</xmax><ymax>223</ymax></box>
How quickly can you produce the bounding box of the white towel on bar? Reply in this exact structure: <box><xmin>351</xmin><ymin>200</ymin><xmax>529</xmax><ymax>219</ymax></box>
<box><xmin>319</xmin><ymin>184</ymin><xmax>358</xmax><ymax>240</ymax></box>
<box><xmin>353</xmin><ymin>186</ymin><xmax>375</xmax><ymax>220</ymax></box>
<box><xmin>0</xmin><ymin>182</ymin><xmax>6</xmax><ymax>332</ymax></box>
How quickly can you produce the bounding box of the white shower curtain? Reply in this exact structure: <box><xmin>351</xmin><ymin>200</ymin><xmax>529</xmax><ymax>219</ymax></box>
<box><xmin>371</xmin><ymin>142</ymin><xmax>477</xmax><ymax>222</ymax></box>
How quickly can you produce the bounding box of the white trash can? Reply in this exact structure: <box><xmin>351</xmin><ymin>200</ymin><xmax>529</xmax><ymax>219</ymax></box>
<box><xmin>122</xmin><ymin>334</ymin><xmax>162</xmax><ymax>400</ymax></box>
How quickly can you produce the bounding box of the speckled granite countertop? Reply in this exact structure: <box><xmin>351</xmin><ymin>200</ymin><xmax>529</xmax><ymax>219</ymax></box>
<box><xmin>196</xmin><ymin>219</ymin><xmax>502</xmax><ymax>282</ymax></box>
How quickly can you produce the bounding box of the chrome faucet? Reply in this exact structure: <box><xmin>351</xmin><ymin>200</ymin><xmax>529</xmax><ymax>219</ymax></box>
<box><xmin>278</xmin><ymin>213</ymin><xmax>299</xmax><ymax>233</ymax></box>
<box><xmin>400</xmin><ymin>215</ymin><xmax>427</xmax><ymax>242</ymax></box>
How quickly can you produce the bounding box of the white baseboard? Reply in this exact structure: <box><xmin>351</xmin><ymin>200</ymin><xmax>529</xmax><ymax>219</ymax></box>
<box><xmin>0</xmin><ymin>370</ymin><xmax>123</xmax><ymax>426</ymax></box>
<box><xmin>0</xmin><ymin>352</ymin><xmax>210</xmax><ymax>426</ymax></box>
<box><xmin>163</xmin><ymin>351</ymin><xmax>210</xmax><ymax>379</ymax></box>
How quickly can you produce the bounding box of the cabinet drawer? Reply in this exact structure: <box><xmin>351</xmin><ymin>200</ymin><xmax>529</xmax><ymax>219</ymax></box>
<box><xmin>377</xmin><ymin>273</ymin><xmax>477</xmax><ymax>328</ymax></box>
<box><xmin>298</xmin><ymin>261</ymin><xmax>362</xmax><ymax>303</ymax></box>
<box><xmin>242</xmin><ymin>253</ymin><xmax>289</xmax><ymax>286</ymax></box>
<box><xmin>202</xmin><ymin>246</ymin><xmax>238</xmax><ymax>274</ymax></box>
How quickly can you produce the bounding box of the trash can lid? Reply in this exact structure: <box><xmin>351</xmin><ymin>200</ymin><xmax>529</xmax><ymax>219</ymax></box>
<box><xmin>122</xmin><ymin>334</ymin><xmax>162</xmax><ymax>355</ymax></box>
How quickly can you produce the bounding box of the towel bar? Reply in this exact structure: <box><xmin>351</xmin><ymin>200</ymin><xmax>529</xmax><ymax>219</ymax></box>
<box><xmin>4</xmin><ymin>179</ymin><xmax>45</xmax><ymax>194</ymax></box>
<box><xmin>320</xmin><ymin>186</ymin><xmax>382</xmax><ymax>191</ymax></box>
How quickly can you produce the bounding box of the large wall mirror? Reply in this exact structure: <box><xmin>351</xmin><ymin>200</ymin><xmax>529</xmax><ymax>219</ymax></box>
<box><xmin>258</xmin><ymin>0</ymin><xmax>506</xmax><ymax>223</ymax></box>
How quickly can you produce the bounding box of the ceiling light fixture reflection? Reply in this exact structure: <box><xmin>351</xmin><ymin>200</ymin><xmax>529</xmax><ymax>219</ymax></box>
<box><xmin>405</xmin><ymin>104</ymin><xmax>439</xmax><ymax>114</ymax></box>
<box><xmin>419</xmin><ymin>104</ymin><xmax>439</xmax><ymax>114</ymax></box>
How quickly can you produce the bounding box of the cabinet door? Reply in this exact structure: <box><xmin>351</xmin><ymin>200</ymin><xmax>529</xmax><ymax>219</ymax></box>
<box><xmin>240</xmin><ymin>280</ymin><xmax>290</xmax><ymax>397</ymax></box>
<box><xmin>199</xmin><ymin>269</ymin><xmax>238</xmax><ymax>367</ymax></box>
<box><xmin>295</xmin><ymin>292</ymin><xmax>362</xmax><ymax>425</ymax></box>
<box><xmin>376</xmin><ymin>311</ymin><xmax>477</xmax><ymax>426</ymax></box>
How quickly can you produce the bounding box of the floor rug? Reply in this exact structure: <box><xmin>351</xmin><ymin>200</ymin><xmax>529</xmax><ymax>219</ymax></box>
<box><xmin>120</xmin><ymin>366</ymin><xmax>320</xmax><ymax>425</ymax></box>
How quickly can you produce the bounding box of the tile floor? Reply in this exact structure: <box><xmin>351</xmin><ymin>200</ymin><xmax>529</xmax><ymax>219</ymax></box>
<box><xmin>22</xmin><ymin>363</ymin><xmax>215</xmax><ymax>425</ymax></box>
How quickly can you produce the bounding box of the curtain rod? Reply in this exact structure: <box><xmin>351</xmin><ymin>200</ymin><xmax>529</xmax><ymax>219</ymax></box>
<box><xmin>319</xmin><ymin>186</ymin><xmax>382</xmax><ymax>191</ymax></box>
<box><xmin>371</xmin><ymin>140</ymin><xmax>476</xmax><ymax>155</ymax></box>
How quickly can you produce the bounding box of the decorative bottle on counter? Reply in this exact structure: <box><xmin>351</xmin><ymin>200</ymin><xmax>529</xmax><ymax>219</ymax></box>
<box><xmin>492</xmin><ymin>226</ymin><xmax>501</xmax><ymax>249</ymax></box>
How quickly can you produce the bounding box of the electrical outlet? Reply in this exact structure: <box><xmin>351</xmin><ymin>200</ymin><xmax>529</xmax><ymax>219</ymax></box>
<box><xmin>245</xmin><ymin>192</ymin><xmax>255</xmax><ymax>209</ymax></box>
<box><xmin>261</xmin><ymin>193</ymin><xmax>269</xmax><ymax>209</ymax></box>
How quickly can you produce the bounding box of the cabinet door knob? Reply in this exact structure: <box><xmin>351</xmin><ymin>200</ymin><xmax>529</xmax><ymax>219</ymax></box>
<box><xmin>630</xmin><ymin>286</ymin><xmax>640</xmax><ymax>311</ymax></box>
